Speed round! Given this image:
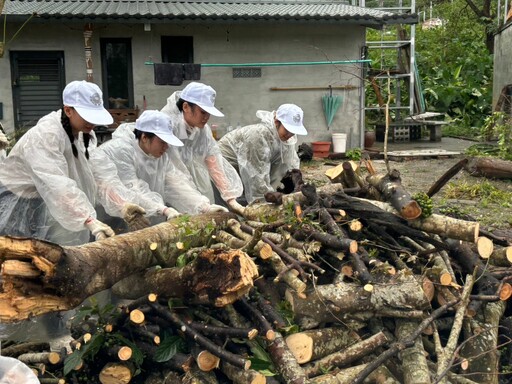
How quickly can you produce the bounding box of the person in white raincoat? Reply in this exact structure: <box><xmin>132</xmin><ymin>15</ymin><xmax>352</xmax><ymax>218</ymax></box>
<box><xmin>0</xmin><ymin>80</ymin><xmax>146</xmax><ymax>351</ymax></box>
<box><xmin>160</xmin><ymin>82</ymin><xmax>245</xmax><ymax>214</ymax></box>
<box><xmin>93</xmin><ymin>110</ymin><xmax>227</xmax><ymax>220</ymax></box>
<box><xmin>0</xmin><ymin>80</ymin><xmax>142</xmax><ymax>246</ymax></box>
<box><xmin>218</xmin><ymin>104</ymin><xmax>308</xmax><ymax>204</ymax></box>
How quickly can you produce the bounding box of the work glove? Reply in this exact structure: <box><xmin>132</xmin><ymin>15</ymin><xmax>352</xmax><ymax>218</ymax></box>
<box><xmin>0</xmin><ymin>131</ymin><xmax>8</xmax><ymax>150</ymax></box>
<box><xmin>227</xmin><ymin>199</ymin><xmax>246</xmax><ymax>216</ymax></box>
<box><xmin>122</xmin><ymin>203</ymin><xmax>150</xmax><ymax>232</ymax></box>
<box><xmin>161</xmin><ymin>206</ymin><xmax>181</xmax><ymax>220</ymax></box>
<box><xmin>85</xmin><ymin>218</ymin><xmax>115</xmax><ymax>241</ymax></box>
<box><xmin>205</xmin><ymin>204</ymin><xmax>229</xmax><ymax>213</ymax></box>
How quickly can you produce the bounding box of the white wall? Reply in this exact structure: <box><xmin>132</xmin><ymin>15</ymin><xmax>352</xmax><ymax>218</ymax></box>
<box><xmin>0</xmin><ymin>20</ymin><xmax>366</xmax><ymax>147</ymax></box>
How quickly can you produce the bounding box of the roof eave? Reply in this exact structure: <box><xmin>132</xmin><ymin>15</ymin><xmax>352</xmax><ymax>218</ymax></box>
<box><xmin>6</xmin><ymin>14</ymin><xmax>418</xmax><ymax>26</ymax></box>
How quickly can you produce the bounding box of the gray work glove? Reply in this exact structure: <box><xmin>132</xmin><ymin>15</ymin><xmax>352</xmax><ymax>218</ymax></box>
<box><xmin>161</xmin><ymin>206</ymin><xmax>181</xmax><ymax>220</ymax></box>
<box><xmin>227</xmin><ymin>199</ymin><xmax>246</xmax><ymax>216</ymax></box>
<box><xmin>122</xmin><ymin>203</ymin><xmax>150</xmax><ymax>231</ymax></box>
<box><xmin>85</xmin><ymin>218</ymin><xmax>115</xmax><ymax>241</ymax></box>
<box><xmin>204</xmin><ymin>204</ymin><xmax>229</xmax><ymax>213</ymax></box>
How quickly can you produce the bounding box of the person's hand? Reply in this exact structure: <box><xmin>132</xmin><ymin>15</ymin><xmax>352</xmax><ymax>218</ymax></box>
<box><xmin>0</xmin><ymin>131</ymin><xmax>9</xmax><ymax>150</ymax></box>
<box><xmin>85</xmin><ymin>218</ymin><xmax>115</xmax><ymax>241</ymax></box>
<box><xmin>122</xmin><ymin>203</ymin><xmax>150</xmax><ymax>231</ymax></box>
<box><xmin>227</xmin><ymin>199</ymin><xmax>246</xmax><ymax>215</ymax></box>
<box><xmin>205</xmin><ymin>204</ymin><xmax>229</xmax><ymax>213</ymax></box>
<box><xmin>162</xmin><ymin>206</ymin><xmax>181</xmax><ymax>220</ymax></box>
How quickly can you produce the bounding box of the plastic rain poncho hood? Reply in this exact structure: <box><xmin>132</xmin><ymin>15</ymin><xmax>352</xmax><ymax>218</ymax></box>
<box><xmin>161</xmin><ymin>91</ymin><xmax>243</xmax><ymax>203</ymax></box>
<box><xmin>218</xmin><ymin>110</ymin><xmax>300</xmax><ymax>204</ymax></box>
<box><xmin>0</xmin><ymin>110</ymin><xmax>99</xmax><ymax>245</ymax></box>
<box><xmin>93</xmin><ymin>123</ymin><xmax>211</xmax><ymax>215</ymax></box>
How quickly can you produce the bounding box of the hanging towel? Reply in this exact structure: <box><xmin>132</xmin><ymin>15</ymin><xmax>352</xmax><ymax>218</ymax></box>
<box><xmin>154</xmin><ymin>63</ymin><xmax>184</xmax><ymax>85</ymax></box>
<box><xmin>183</xmin><ymin>64</ymin><xmax>201</xmax><ymax>80</ymax></box>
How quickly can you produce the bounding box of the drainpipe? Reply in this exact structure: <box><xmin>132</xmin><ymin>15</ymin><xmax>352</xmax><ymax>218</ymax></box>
<box><xmin>84</xmin><ymin>23</ymin><xmax>94</xmax><ymax>82</ymax></box>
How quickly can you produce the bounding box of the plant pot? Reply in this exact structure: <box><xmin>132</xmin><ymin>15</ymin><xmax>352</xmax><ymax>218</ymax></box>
<box><xmin>311</xmin><ymin>141</ymin><xmax>331</xmax><ymax>158</ymax></box>
<box><xmin>364</xmin><ymin>130</ymin><xmax>376</xmax><ymax>148</ymax></box>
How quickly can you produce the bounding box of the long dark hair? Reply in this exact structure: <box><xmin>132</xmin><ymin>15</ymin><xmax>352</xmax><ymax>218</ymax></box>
<box><xmin>61</xmin><ymin>108</ymin><xmax>90</xmax><ymax>159</ymax></box>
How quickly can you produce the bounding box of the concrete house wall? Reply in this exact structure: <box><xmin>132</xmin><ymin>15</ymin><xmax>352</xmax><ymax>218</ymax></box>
<box><xmin>493</xmin><ymin>22</ymin><xmax>512</xmax><ymax>110</ymax></box>
<box><xmin>0</xmin><ymin>20</ymin><xmax>365</xmax><ymax>147</ymax></box>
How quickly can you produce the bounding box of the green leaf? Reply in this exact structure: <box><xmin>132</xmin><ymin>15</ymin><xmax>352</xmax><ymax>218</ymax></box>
<box><xmin>249</xmin><ymin>357</ymin><xmax>276</xmax><ymax>375</ymax></box>
<box><xmin>64</xmin><ymin>350</ymin><xmax>83</xmax><ymax>376</ymax></box>
<box><xmin>154</xmin><ymin>335</ymin><xmax>184</xmax><ymax>362</ymax></box>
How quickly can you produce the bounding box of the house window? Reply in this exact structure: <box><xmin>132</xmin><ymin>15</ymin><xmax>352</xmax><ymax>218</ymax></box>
<box><xmin>232</xmin><ymin>67</ymin><xmax>262</xmax><ymax>78</ymax></box>
<box><xmin>100</xmin><ymin>38</ymin><xmax>134</xmax><ymax>109</ymax></box>
<box><xmin>161</xmin><ymin>36</ymin><xmax>193</xmax><ymax>63</ymax></box>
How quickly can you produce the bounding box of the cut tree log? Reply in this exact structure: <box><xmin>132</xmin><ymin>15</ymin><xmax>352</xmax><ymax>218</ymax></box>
<box><xmin>366</xmin><ymin>170</ymin><xmax>422</xmax><ymax>219</ymax></box>
<box><xmin>303</xmin><ymin>331</ymin><xmax>389</xmax><ymax>378</ymax></box>
<box><xmin>0</xmin><ymin>212</ymin><xmax>237</xmax><ymax>322</ymax></box>
<box><xmin>465</xmin><ymin>157</ymin><xmax>512</xmax><ymax>179</ymax></box>
<box><xmin>110</xmin><ymin>248</ymin><xmax>258</xmax><ymax>306</ymax></box>
<box><xmin>286</xmin><ymin>271</ymin><xmax>430</xmax><ymax>325</ymax></box>
<box><xmin>489</xmin><ymin>246</ymin><xmax>512</xmax><ymax>267</ymax></box>
<box><xmin>460</xmin><ymin>301</ymin><xmax>506</xmax><ymax>384</ymax></box>
<box><xmin>285</xmin><ymin>327</ymin><xmax>361</xmax><ymax>364</ymax></box>
<box><xmin>394</xmin><ymin>319</ymin><xmax>430</xmax><ymax>384</ymax></box>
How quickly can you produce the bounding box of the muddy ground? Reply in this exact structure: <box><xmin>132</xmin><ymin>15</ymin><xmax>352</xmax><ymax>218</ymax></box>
<box><xmin>300</xmin><ymin>156</ymin><xmax>512</xmax><ymax>233</ymax></box>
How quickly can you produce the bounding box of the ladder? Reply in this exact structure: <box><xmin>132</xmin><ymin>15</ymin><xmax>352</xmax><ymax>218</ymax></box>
<box><xmin>360</xmin><ymin>0</ymin><xmax>423</xmax><ymax>124</ymax></box>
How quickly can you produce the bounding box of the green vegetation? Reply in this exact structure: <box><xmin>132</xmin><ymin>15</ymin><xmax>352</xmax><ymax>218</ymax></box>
<box><xmin>443</xmin><ymin>180</ymin><xmax>512</xmax><ymax>207</ymax></box>
<box><xmin>412</xmin><ymin>192</ymin><xmax>433</xmax><ymax>218</ymax></box>
<box><xmin>366</xmin><ymin>0</ymin><xmax>512</xmax><ymax>152</ymax></box>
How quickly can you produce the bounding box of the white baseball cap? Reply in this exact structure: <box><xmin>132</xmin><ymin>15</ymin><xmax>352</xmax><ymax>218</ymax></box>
<box><xmin>276</xmin><ymin>104</ymin><xmax>307</xmax><ymax>136</ymax></box>
<box><xmin>136</xmin><ymin>110</ymin><xmax>183</xmax><ymax>146</ymax></box>
<box><xmin>63</xmin><ymin>80</ymin><xmax>114</xmax><ymax>126</ymax></box>
<box><xmin>180</xmin><ymin>82</ymin><xmax>224</xmax><ymax>117</ymax></box>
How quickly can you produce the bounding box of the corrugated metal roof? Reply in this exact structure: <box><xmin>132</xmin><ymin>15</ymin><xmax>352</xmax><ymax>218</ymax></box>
<box><xmin>3</xmin><ymin>0</ymin><xmax>417</xmax><ymax>25</ymax></box>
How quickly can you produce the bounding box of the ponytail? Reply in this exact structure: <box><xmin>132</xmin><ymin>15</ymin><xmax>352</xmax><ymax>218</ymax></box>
<box><xmin>61</xmin><ymin>108</ymin><xmax>91</xmax><ymax>159</ymax></box>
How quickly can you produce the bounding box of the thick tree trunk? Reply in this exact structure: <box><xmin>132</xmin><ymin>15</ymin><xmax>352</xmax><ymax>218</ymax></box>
<box><xmin>460</xmin><ymin>301</ymin><xmax>506</xmax><ymax>384</ymax></box>
<box><xmin>0</xmin><ymin>213</ymin><xmax>236</xmax><ymax>322</ymax></box>
<box><xmin>286</xmin><ymin>272</ymin><xmax>430</xmax><ymax>325</ymax></box>
<box><xmin>395</xmin><ymin>319</ymin><xmax>431</xmax><ymax>384</ymax></box>
<box><xmin>112</xmin><ymin>249</ymin><xmax>258</xmax><ymax>306</ymax></box>
<box><xmin>465</xmin><ymin>157</ymin><xmax>512</xmax><ymax>179</ymax></box>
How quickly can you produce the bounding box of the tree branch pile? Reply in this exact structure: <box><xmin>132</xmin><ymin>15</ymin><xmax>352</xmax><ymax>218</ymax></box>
<box><xmin>1</xmin><ymin>166</ymin><xmax>512</xmax><ymax>384</ymax></box>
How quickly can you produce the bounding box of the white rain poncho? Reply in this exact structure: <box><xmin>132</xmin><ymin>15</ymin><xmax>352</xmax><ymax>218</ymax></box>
<box><xmin>93</xmin><ymin>123</ymin><xmax>211</xmax><ymax>215</ymax></box>
<box><xmin>0</xmin><ymin>110</ymin><xmax>136</xmax><ymax>246</ymax></box>
<box><xmin>218</xmin><ymin>110</ymin><xmax>300</xmax><ymax>204</ymax></box>
<box><xmin>0</xmin><ymin>110</ymin><xmax>99</xmax><ymax>245</ymax></box>
<box><xmin>161</xmin><ymin>91</ymin><xmax>243</xmax><ymax>203</ymax></box>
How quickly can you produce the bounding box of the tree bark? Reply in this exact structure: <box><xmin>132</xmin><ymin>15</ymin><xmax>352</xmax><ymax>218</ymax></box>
<box><xmin>285</xmin><ymin>327</ymin><xmax>361</xmax><ymax>364</ymax></box>
<box><xmin>460</xmin><ymin>301</ymin><xmax>506</xmax><ymax>384</ymax></box>
<box><xmin>0</xmin><ymin>213</ymin><xmax>235</xmax><ymax>322</ymax></box>
<box><xmin>465</xmin><ymin>157</ymin><xmax>512</xmax><ymax>179</ymax></box>
<box><xmin>366</xmin><ymin>170</ymin><xmax>422</xmax><ymax>219</ymax></box>
<box><xmin>395</xmin><ymin>319</ymin><xmax>431</xmax><ymax>384</ymax></box>
<box><xmin>303</xmin><ymin>331</ymin><xmax>389</xmax><ymax>378</ymax></box>
<box><xmin>286</xmin><ymin>271</ymin><xmax>430</xmax><ymax>325</ymax></box>
<box><xmin>110</xmin><ymin>249</ymin><xmax>258</xmax><ymax>306</ymax></box>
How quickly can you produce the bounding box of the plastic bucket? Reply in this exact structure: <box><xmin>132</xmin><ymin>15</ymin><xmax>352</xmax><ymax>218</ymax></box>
<box><xmin>311</xmin><ymin>141</ymin><xmax>331</xmax><ymax>158</ymax></box>
<box><xmin>332</xmin><ymin>133</ymin><xmax>347</xmax><ymax>153</ymax></box>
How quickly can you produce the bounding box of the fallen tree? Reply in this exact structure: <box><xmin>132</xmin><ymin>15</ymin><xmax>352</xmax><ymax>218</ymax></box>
<box><xmin>1</xmin><ymin>164</ymin><xmax>511</xmax><ymax>384</ymax></box>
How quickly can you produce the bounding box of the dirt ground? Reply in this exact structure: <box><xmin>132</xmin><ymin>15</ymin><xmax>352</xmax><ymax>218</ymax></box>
<box><xmin>300</xmin><ymin>155</ymin><xmax>512</xmax><ymax>232</ymax></box>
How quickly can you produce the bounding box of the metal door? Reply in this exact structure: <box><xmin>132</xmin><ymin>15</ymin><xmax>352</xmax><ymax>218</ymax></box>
<box><xmin>10</xmin><ymin>51</ymin><xmax>65</xmax><ymax>130</ymax></box>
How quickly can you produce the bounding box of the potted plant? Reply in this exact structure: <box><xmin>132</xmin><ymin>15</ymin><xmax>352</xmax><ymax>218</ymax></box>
<box><xmin>364</xmin><ymin>125</ymin><xmax>376</xmax><ymax>148</ymax></box>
